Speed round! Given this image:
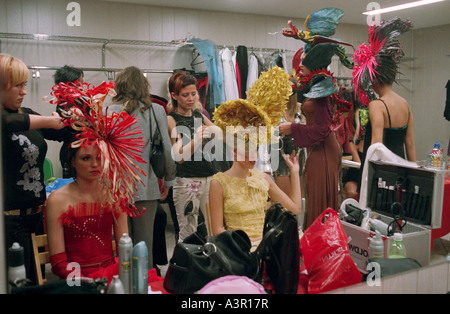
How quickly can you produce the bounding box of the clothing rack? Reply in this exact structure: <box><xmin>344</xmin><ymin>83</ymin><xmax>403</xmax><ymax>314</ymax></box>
<box><xmin>0</xmin><ymin>32</ymin><xmax>196</xmax><ymax>79</ymax></box>
<box><xmin>1</xmin><ymin>32</ymin><xmax>295</xmax><ymax>79</ymax></box>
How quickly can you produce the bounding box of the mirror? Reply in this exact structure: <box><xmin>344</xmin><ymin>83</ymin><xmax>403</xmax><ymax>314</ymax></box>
<box><xmin>1</xmin><ymin>0</ymin><xmax>448</xmax><ymax>294</ymax></box>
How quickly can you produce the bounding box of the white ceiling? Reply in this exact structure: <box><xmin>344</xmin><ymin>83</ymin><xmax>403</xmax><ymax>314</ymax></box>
<box><xmin>101</xmin><ymin>0</ymin><xmax>450</xmax><ymax>29</ymax></box>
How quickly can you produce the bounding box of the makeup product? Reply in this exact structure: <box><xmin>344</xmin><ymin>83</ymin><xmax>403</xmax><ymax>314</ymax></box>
<box><xmin>118</xmin><ymin>233</ymin><xmax>133</xmax><ymax>294</ymax></box>
<box><xmin>132</xmin><ymin>241</ymin><xmax>148</xmax><ymax>294</ymax></box>
<box><xmin>108</xmin><ymin>275</ymin><xmax>125</xmax><ymax>294</ymax></box>
<box><xmin>411</xmin><ymin>185</ymin><xmax>420</xmax><ymax>219</ymax></box>
<box><xmin>8</xmin><ymin>242</ymin><xmax>26</xmax><ymax>292</ymax></box>
<box><xmin>369</xmin><ymin>230</ymin><xmax>384</xmax><ymax>259</ymax></box>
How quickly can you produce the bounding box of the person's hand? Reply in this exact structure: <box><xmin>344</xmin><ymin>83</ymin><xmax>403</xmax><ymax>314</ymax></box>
<box><xmin>194</xmin><ymin>124</ymin><xmax>211</xmax><ymax>142</ymax></box>
<box><xmin>283</xmin><ymin>151</ymin><xmax>300</xmax><ymax>173</ymax></box>
<box><xmin>160</xmin><ymin>185</ymin><xmax>170</xmax><ymax>201</ymax></box>
<box><xmin>278</xmin><ymin>122</ymin><xmax>292</xmax><ymax>136</ymax></box>
<box><xmin>50</xmin><ymin>112</ymin><xmax>65</xmax><ymax>130</ymax></box>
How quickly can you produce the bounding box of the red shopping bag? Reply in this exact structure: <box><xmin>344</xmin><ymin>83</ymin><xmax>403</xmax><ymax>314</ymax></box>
<box><xmin>300</xmin><ymin>208</ymin><xmax>362</xmax><ymax>294</ymax></box>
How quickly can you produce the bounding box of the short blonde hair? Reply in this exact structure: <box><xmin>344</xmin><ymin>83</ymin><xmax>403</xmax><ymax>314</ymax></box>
<box><xmin>0</xmin><ymin>54</ymin><xmax>29</xmax><ymax>91</ymax></box>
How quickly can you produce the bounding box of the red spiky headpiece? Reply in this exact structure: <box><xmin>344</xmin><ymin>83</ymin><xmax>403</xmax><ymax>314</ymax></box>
<box><xmin>48</xmin><ymin>81</ymin><xmax>147</xmax><ymax>217</ymax></box>
<box><xmin>352</xmin><ymin>18</ymin><xmax>412</xmax><ymax>106</ymax></box>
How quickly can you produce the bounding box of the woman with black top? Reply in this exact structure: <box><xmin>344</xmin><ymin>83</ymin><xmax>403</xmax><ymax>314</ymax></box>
<box><xmin>1</xmin><ymin>53</ymin><xmax>69</xmax><ymax>283</ymax></box>
<box><xmin>352</xmin><ymin>18</ymin><xmax>416</xmax><ymax>183</ymax></box>
<box><xmin>167</xmin><ymin>71</ymin><xmax>221</xmax><ymax>241</ymax></box>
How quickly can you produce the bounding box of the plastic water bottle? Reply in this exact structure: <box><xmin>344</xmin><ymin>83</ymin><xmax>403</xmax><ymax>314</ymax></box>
<box><xmin>426</xmin><ymin>142</ymin><xmax>444</xmax><ymax>169</ymax></box>
<box><xmin>8</xmin><ymin>242</ymin><xmax>27</xmax><ymax>291</ymax></box>
<box><xmin>369</xmin><ymin>230</ymin><xmax>384</xmax><ymax>259</ymax></box>
<box><xmin>388</xmin><ymin>233</ymin><xmax>407</xmax><ymax>259</ymax></box>
<box><xmin>118</xmin><ymin>233</ymin><xmax>133</xmax><ymax>294</ymax></box>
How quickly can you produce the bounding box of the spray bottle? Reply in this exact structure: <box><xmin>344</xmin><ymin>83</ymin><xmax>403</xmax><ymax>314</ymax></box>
<box><xmin>132</xmin><ymin>241</ymin><xmax>148</xmax><ymax>294</ymax></box>
<box><xmin>108</xmin><ymin>275</ymin><xmax>125</xmax><ymax>294</ymax></box>
<box><xmin>8</xmin><ymin>242</ymin><xmax>27</xmax><ymax>292</ymax></box>
<box><xmin>369</xmin><ymin>230</ymin><xmax>385</xmax><ymax>259</ymax></box>
<box><xmin>118</xmin><ymin>233</ymin><xmax>133</xmax><ymax>293</ymax></box>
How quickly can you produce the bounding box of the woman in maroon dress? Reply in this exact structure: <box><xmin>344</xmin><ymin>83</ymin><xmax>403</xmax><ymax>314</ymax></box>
<box><xmin>279</xmin><ymin>49</ymin><xmax>342</xmax><ymax>229</ymax></box>
<box><xmin>279</xmin><ymin>8</ymin><xmax>353</xmax><ymax>229</ymax></box>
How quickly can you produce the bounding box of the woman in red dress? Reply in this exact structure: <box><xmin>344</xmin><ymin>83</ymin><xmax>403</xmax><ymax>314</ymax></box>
<box><xmin>46</xmin><ymin>143</ymin><xmax>128</xmax><ymax>280</ymax></box>
<box><xmin>46</xmin><ymin>81</ymin><xmax>146</xmax><ymax>283</ymax></box>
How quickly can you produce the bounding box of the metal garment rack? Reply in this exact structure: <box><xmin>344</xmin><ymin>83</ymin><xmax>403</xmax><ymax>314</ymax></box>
<box><xmin>0</xmin><ymin>32</ymin><xmax>184</xmax><ymax>78</ymax></box>
<box><xmin>0</xmin><ymin>32</ymin><xmax>292</xmax><ymax>79</ymax></box>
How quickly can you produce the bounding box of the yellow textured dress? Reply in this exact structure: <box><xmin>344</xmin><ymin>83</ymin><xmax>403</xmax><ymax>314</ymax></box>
<box><xmin>212</xmin><ymin>169</ymin><xmax>269</xmax><ymax>239</ymax></box>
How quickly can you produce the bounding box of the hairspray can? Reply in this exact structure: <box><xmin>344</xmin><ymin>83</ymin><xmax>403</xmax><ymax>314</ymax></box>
<box><xmin>132</xmin><ymin>241</ymin><xmax>148</xmax><ymax>294</ymax></box>
<box><xmin>118</xmin><ymin>233</ymin><xmax>133</xmax><ymax>294</ymax></box>
<box><xmin>108</xmin><ymin>275</ymin><xmax>125</xmax><ymax>294</ymax></box>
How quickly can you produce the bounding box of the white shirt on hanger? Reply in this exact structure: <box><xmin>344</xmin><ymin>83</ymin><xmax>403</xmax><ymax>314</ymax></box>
<box><xmin>246</xmin><ymin>53</ymin><xmax>259</xmax><ymax>91</ymax></box>
<box><xmin>220</xmin><ymin>47</ymin><xmax>240</xmax><ymax>101</ymax></box>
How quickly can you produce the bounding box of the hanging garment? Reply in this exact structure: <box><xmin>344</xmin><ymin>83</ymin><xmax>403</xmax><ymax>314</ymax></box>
<box><xmin>189</xmin><ymin>38</ymin><xmax>225</xmax><ymax>108</ymax></box>
<box><xmin>193</xmin><ymin>72</ymin><xmax>209</xmax><ymax>109</ymax></box>
<box><xmin>246</xmin><ymin>53</ymin><xmax>259</xmax><ymax>91</ymax></box>
<box><xmin>151</xmin><ymin>94</ymin><xmax>168</xmax><ymax>114</ymax></box>
<box><xmin>233</xmin><ymin>50</ymin><xmax>242</xmax><ymax>99</ymax></box>
<box><xmin>444</xmin><ymin>79</ymin><xmax>450</xmax><ymax>121</ymax></box>
<box><xmin>220</xmin><ymin>47</ymin><xmax>240</xmax><ymax>101</ymax></box>
<box><xmin>236</xmin><ymin>45</ymin><xmax>248</xmax><ymax>99</ymax></box>
<box><xmin>280</xmin><ymin>51</ymin><xmax>289</xmax><ymax>73</ymax></box>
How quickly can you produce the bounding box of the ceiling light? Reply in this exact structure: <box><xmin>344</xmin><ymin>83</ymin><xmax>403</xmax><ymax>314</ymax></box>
<box><xmin>363</xmin><ymin>0</ymin><xmax>445</xmax><ymax>15</ymax></box>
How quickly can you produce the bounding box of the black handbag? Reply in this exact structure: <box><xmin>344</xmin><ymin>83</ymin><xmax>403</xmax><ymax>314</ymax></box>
<box><xmin>11</xmin><ymin>277</ymin><xmax>108</xmax><ymax>294</ymax></box>
<box><xmin>149</xmin><ymin>105</ymin><xmax>165</xmax><ymax>178</ymax></box>
<box><xmin>260</xmin><ymin>202</ymin><xmax>300</xmax><ymax>294</ymax></box>
<box><xmin>163</xmin><ymin>230</ymin><xmax>261</xmax><ymax>294</ymax></box>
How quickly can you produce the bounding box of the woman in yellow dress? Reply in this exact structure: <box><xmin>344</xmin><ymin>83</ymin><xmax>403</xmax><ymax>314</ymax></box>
<box><xmin>208</xmin><ymin>66</ymin><xmax>302</xmax><ymax>243</ymax></box>
<box><xmin>209</xmin><ymin>141</ymin><xmax>301</xmax><ymax>242</ymax></box>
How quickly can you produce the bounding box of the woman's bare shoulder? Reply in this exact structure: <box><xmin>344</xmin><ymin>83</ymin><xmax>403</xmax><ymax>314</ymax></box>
<box><xmin>46</xmin><ymin>184</ymin><xmax>74</xmax><ymax>209</ymax></box>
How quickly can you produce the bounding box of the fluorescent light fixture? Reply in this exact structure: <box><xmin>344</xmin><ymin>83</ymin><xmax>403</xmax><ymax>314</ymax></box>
<box><xmin>363</xmin><ymin>0</ymin><xmax>444</xmax><ymax>15</ymax></box>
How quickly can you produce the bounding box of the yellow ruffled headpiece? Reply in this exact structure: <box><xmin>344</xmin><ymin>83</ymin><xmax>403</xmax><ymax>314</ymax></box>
<box><xmin>213</xmin><ymin>66</ymin><xmax>292</xmax><ymax>145</ymax></box>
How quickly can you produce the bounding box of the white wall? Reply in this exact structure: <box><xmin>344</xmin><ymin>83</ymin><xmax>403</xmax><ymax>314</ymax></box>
<box><xmin>1</xmin><ymin>0</ymin><xmax>449</xmax><ymax>176</ymax></box>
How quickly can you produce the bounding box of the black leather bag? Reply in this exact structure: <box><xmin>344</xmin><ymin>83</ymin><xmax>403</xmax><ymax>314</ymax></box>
<box><xmin>11</xmin><ymin>277</ymin><xmax>108</xmax><ymax>294</ymax></box>
<box><xmin>149</xmin><ymin>105</ymin><xmax>165</xmax><ymax>178</ymax></box>
<box><xmin>163</xmin><ymin>230</ymin><xmax>261</xmax><ymax>294</ymax></box>
<box><xmin>260</xmin><ymin>202</ymin><xmax>300</xmax><ymax>294</ymax></box>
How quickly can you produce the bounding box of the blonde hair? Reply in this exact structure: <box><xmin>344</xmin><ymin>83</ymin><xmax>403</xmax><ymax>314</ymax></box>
<box><xmin>0</xmin><ymin>54</ymin><xmax>29</xmax><ymax>91</ymax></box>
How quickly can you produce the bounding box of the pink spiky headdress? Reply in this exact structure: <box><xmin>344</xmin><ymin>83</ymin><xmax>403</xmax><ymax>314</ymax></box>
<box><xmin>49</xmin><ymin>81</ymin><xmax>147</xmax><ymax>217</ymax></box>
<box><xmin>352</xmin><ymin>17</ymin><xmax>412</xmax><ymax>106</ymax></box>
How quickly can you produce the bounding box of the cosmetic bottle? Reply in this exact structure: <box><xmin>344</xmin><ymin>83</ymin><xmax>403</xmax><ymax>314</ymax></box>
<box><xmin>118</xmin><ymin>233</ymin><xmax>133</xmax><ymax>293</ymax></box>
<box><xmin>8</xmin><ymin>242</ymin><xmax>26</xmax><ymax>292</ymax></box>
<box><xmin>132</xmin><ymin>241</ymin><xmax>148</xmax><ymax>294</ymax></box>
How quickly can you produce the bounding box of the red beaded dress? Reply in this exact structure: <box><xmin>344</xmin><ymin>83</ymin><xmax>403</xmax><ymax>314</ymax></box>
<box><xmin>50</xmin><ymin>202</ymin><xmax>120</xmax><ymax>281</ymax></box>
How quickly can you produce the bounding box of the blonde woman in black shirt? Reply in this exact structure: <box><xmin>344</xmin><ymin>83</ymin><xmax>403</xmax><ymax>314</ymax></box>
<box><xmin>1</xmin><ymin>53</ymin><xmax>69</xmax><ymax>283</ymax></box>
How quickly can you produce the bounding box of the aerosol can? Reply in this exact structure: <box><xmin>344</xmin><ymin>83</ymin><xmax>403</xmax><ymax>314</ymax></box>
<box><xmin>132</xmin><ymin>241</ymin><xmax>148</xmax><ymax>294</ymax></box>
<box><xmin>108</xmin><ymin>275</ymin><xmax>125</xmax><ymax>294</ymax></box>
<box><xmin>118</xmin><ymin>233</ymin><xmax>133</xmax><ymax>293</ymax></box>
